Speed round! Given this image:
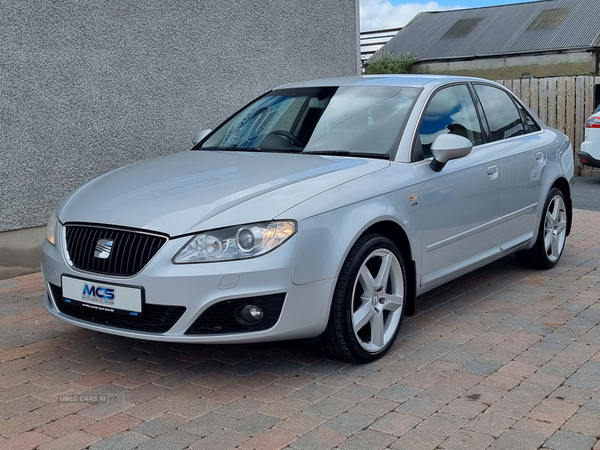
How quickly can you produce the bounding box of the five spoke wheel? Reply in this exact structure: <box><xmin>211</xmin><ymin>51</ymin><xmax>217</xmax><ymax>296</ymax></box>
<box><xmin>351</xmin><ymin>249</ymin><xmax>404</xmax><ymax>353</ymax></box>
<box><xmin>516</xmin><ymin>187</ymin><xmax>568</xmax><ymax>269</ymax></box>
<box><xmin>543</xmin><ymin>194</ymin><xmax>567</xmax><ymax>263</ymax></box>
<box><xmin>319</xmin><ymin>234</ymin><xmax>407</xmax><ymax>363</ymax></box>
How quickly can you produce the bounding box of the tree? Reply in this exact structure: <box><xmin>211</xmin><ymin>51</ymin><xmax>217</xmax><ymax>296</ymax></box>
<box><xmin>364</xmin><ymin>53</ymin><xmax>417</xmax><ymax>75</ymax></box>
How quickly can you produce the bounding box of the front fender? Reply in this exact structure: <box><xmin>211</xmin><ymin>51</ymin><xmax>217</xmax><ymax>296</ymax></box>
<box><xmin>283</xmin><ymin>165</ymin><xmax>421</xmax><ymax>286</ymax></box>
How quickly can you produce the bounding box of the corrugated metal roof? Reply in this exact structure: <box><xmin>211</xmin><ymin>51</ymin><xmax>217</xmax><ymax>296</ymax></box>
<box><xmin>380</xmin><ymin>0</ymin><xmax>600</xmax><ymax>62</ymax></box>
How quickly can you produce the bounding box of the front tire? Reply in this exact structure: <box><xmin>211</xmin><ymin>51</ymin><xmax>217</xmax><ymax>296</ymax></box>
<box><xmin>319</xmin><ymin>234</ymin><xmax>407</xmax><ymax>363</ymax></box>
<box><xmin>516</xmin><ymin>187</ymin><xmax>568</xmax><ymax>269</ymax></box>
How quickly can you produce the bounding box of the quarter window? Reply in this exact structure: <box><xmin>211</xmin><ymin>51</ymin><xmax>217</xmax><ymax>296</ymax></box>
<box><xmin>521</xmin><ymin>106</ymin><xmax>541</xmax><ymax>133</ymax></box>
<box><xmin>416</xmin><ymin>85</ymin><xmax>482</xmax><ymax>160</ymax></box>
<box><xmin>474</xmin><ymin>84</ymin><xmax>526</xmax><ymax>141</ymax></box>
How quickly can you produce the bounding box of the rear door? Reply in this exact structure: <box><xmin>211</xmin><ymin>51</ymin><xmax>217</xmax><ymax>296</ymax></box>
<box><xmin>472</xmin><ymin>84</ymin><xmax>545</xmax><ymax>250</ymax></box>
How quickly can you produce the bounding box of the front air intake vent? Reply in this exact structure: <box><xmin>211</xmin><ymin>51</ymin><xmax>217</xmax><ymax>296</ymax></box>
<box><xmin>49</xmin><ymin>283</ymin><xmax>185</xmax><ymax>333</ymax></box>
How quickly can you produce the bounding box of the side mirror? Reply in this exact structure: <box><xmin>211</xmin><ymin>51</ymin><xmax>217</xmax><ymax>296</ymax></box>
<box><xmin>429</xmin><ymin>134</ymin><xmax>473</xmax><ymax>172</ymax></box>
<box><xmin>192</xmin><ymin>129</ymin><xmax>212</xmax><ymax>145</ymax></box>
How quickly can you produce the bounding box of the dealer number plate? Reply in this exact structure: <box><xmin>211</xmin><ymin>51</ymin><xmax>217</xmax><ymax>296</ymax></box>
<box><xmin>61</xmin><ymin>276</ymin><xmax>143</xmax><ymax>316</ymax></box>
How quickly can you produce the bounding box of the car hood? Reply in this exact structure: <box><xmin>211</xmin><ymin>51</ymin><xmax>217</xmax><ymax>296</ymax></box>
<box><xmin>58</xmin><ymin>150</ymin><xmax>389</xmax><ymax>236</ymax></box>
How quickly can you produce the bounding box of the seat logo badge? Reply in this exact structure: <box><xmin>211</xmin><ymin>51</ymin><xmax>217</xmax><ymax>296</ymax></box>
<box><xmin>94</xmin><ymin>239</ymin><xmax>114</xmax><ymax>259</ymax></box>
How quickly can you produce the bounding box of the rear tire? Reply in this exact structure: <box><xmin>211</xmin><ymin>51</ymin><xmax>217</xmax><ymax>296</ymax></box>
<box><xmin>516</xmin><ymin>187</ymin><xmax>567</xmax><ymax>269</ymax></box>
<box><xmin>318</xmin><ymin>234</ymin><xmax>406</xmax><ymax>363</ymax></box>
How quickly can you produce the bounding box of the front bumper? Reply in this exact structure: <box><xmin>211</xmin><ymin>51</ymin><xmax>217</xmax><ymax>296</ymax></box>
<box><xmin>41</xmin><ymin>225</ymin><xmax>336</xmax><ymax>343</ymax></box>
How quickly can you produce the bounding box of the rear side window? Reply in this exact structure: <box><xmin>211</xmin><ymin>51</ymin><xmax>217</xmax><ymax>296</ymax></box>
<box><xmin>474</xmin><ymin>84</ymin><xmax>526</xmax><ymax>141</ymax></box>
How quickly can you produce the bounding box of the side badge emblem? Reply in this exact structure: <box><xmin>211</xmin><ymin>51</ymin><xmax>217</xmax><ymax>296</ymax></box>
<box><xmin>409</xmin><ymin>193</ymin><xmax>418</xmax><ymax>206</ymax></box>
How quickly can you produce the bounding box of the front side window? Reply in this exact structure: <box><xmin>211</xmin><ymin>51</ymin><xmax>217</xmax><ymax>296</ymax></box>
<box><xmin>199</xmin><ymin>86</ymin><xmax>420</xmax><ymax>158</ymax></box>
<box><xmin>416</xmin><ymin>84</ymin><xmax>482</xmax><ymax>160</ymax></box>
<box><xmin>474</xmin><ymin>84</ymin><xmax>526</xmax><ymax>141</ymax></box>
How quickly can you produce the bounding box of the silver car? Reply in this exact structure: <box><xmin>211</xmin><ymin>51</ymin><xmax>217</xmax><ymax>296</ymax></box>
<box><xmin>42</xmin><ymin>75</ymin><xmax>574</xmax><ymax>362</ymax></box>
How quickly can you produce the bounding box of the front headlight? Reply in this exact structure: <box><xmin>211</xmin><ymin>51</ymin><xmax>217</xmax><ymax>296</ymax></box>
<box><xmin>173</xmin><ymin>220</ymin><xmax>296</xmax><ymax>263</ymax></box>
<box><xmin>45</xmin><ymin>212</ymin><xmax>58</xmax><ymax>246</ymax></box>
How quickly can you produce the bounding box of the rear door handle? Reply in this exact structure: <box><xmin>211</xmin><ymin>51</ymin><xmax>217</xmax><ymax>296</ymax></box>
<box><xmin>487</xmin><ymin>165</ymin><xmax>499</xmax><ymax>179</ymax></box>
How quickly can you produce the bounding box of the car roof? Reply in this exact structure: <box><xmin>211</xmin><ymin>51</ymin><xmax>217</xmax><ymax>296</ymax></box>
<box><xmin>276</xmin><ymin>74</ymin><xmax>494</xmax><ymax>90</ymax></box>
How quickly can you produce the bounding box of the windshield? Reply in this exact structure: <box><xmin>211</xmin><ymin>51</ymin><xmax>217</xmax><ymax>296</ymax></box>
<box><xmin>198</xmin><ymin>85</ymin><xmax>420</xmax><ymax>158</ymax></box>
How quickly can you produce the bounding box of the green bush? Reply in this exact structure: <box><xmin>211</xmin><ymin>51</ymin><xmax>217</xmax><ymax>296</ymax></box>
<box><xmin>364</xmin><ymin>53</ymin><xmax>417</xmax><ymax>75</ymax></box>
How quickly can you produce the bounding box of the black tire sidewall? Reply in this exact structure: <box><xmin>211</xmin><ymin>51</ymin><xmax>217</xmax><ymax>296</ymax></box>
<box><xmin>333</xmin><ymin>234</ymin><xmax>407</xmax><ymax>362</ymax></box>
<box><xmin>535</xmin><ymin>187</ymin><xmax>566</xmax><ymax>269</ymax></box>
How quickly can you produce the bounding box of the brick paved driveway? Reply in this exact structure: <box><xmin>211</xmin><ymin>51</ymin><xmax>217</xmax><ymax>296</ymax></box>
<box><xmin>1</xmin><ymin>209</ymin><xmax>599</xmax><ymax>450</ymax></box>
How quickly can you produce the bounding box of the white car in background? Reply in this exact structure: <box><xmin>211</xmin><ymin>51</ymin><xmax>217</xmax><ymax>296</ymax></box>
<box><xmin>579</xmin><ymin>105</ymin><xmax>600</xmax><ymax>168</ymax></box>
<box><xmin>42</xmin><ymin>75</ymin><xmax>574</xmax><ymax>362</ymax></box>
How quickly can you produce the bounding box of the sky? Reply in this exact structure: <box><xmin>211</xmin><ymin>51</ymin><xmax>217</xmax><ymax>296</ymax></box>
<box><xmin>360</xmin><ymin>0</ymin><xmax>539</xmax><ymax>31</ymax></box>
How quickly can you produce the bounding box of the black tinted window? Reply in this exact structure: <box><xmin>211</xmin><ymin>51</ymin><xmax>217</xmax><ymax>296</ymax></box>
<box><xmin>474</xmin><ymin>85</ymin><xmax>525</xmax><ymax>141</ymax></box>
<box><xmin>521</xmin><ymin>107</ymin><xmax>540</xmax><ymax>133</ymax></box>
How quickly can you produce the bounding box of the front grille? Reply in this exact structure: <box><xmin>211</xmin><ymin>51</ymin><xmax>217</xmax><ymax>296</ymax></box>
<box><xmin>49</xmin><ymin>283</ymin><xmax>185</xmax><ymax>333</ymax></box>
<box><xmin>64</xmin><ymin>225</ymin><xmax>167</xmax><ymax>276</ymax></box>
<box><xmin>186</xmin><ymin>294</ymin><xmax>286</xmax><ymax>334</ymax></box>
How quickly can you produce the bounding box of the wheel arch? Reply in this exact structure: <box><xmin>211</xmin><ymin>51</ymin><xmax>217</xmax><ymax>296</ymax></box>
<box><xmin>359</xmin><ymin>220</ymin><xmax>417</xmax><ymax>317</ymax></box>
<box><xmin>550</xmin><ymin>177</ymin><xmax>572</xmax><ymax>236</ymax></box>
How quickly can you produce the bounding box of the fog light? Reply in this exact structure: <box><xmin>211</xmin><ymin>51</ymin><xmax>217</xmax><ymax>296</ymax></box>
<box><xmin>238</xmin><ymin>304</ymin><xmax>264</xmax><ymax>324</ymax></box>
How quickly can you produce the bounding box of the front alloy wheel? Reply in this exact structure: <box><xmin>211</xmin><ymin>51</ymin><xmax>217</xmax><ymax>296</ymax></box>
<box><xmin>351</xmin><ymin>248</ymin><xmax>404</xmax><ymax>353</ymax></box>
<box><xmin>319</xmin><ymin>234</ymin><xmax>406</xmax><ymax>363</ymax></box>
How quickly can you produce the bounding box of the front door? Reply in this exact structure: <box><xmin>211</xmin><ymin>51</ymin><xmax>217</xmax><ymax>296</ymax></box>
<box><xmin>412</xmin><ymin>84</ymin><xmax>502</xmax><ymax>288</ymax></box>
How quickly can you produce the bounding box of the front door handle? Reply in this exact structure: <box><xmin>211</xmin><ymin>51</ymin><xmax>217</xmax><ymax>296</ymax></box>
<box><xmin>487</xmin><ymin>165</ymin><xmax>499</xmax><ymax>179</ymax></box>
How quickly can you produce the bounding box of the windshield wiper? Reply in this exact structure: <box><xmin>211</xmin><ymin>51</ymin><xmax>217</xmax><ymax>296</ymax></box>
<box><xmin>228</xmin><ymin>147</ymin><xmax>263</xmax><ymax>152</ymax></box>
<box><xmin>199</xmin><ymin>147</ymin><xmax>263</xmax><ymax>152</ymax></box>
<box><xmin>199</xmin><ymin>147</ymin><xmax>310</xmax><ymax>153</ymax></box>
<box><xmin>304</xmin><ymin>150</ymin><xmax>390</xmax><ymax>160</ymax></box>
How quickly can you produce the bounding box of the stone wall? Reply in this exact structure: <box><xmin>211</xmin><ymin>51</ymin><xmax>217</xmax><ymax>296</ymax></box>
<box><xmin>0</xmin><ymin>0</ymin><xmax>359</xmax><ymax>275</ymax></box>
<box><xmin>1</xmin><ymin>0</ymin><xmax>359</xmax><ymax>233</ymax></box>
<box><xmin>413</xmin><ymin>51</ymin><xmax>596</xmax><ymax>80</ymax></box>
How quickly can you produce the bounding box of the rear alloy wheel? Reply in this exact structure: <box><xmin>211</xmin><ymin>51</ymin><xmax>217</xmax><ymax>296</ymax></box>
<box><xmin>516</xmin><ymin>187</ymin><xmax>567</xmax><ymax>269</ymax></box>
<box><xmin>320</xmin><ymin>234</ymin><xmax>406</xmax><ymax>362</ymax></box>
